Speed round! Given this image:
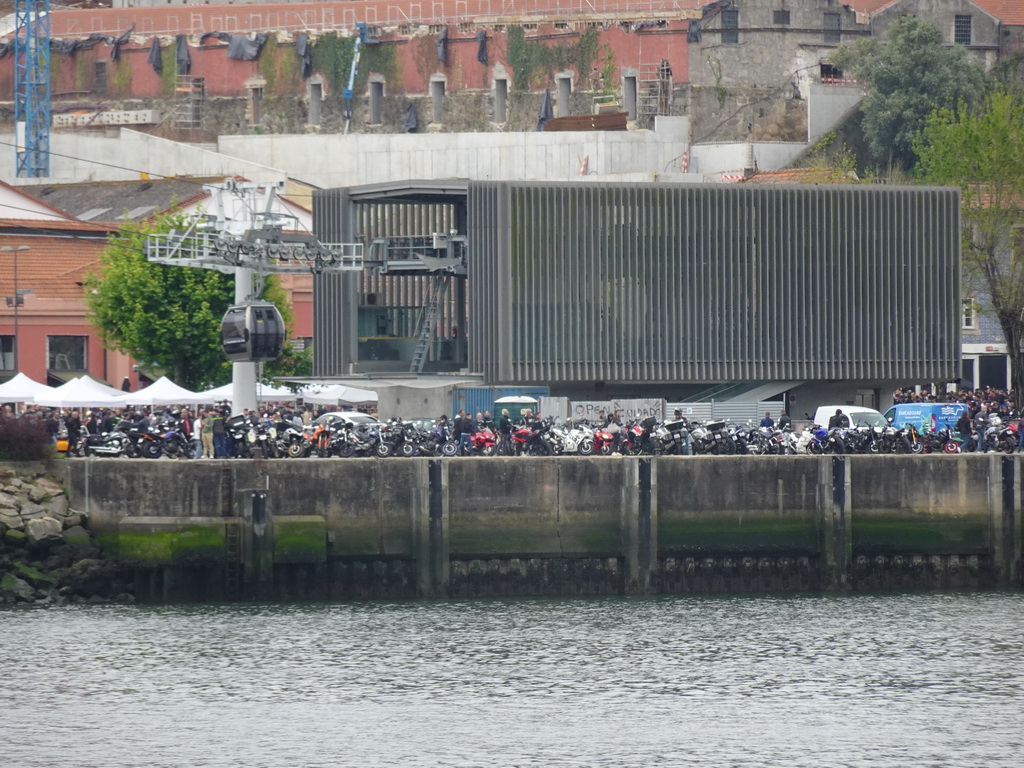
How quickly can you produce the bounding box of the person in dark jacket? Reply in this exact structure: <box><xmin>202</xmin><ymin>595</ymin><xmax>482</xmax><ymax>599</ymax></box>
<box><xmin>956</xmin><ymin>410</ymin><xmax>972</xmax><ymax>449</ymax></box>
<box><xmin>827</xmin><ymin>409</ymin><xmax>849</xmax><ymax>429</ymax></box>
<box><xmin>460</xmin><ymin>412</ymin><xmax>478</xmax><ymax>455</ymax></box>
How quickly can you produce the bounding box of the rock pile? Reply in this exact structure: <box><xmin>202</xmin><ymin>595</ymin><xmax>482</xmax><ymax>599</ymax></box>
<box><xmin>0</xmin><ymin>467</ymin><xmax>133</xmax><ymax>605</ymax></box>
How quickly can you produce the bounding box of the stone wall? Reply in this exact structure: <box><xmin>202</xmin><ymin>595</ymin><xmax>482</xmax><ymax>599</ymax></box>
<box><xmin>55</xmin><ymin>454</ymin><xmax>1023</xmax><ymax>602</ymax></box>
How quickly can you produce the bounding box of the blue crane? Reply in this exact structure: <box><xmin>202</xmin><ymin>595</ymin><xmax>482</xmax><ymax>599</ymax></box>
<box><xmin>342</xmin><ymin>22</ymin><xmax>378</xmax><ymax>135</ymax></box>
<box><xmin>13</xmin><ymin>0</ymin><xmax>51</xmax><ymax>177</ymax></box>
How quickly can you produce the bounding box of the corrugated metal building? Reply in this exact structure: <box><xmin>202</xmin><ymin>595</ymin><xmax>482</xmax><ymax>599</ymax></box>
<box><xmin>468</xmin><ymin>181</ymin><xmax>960</xmax><ymax>386</ymax></box>
<box><xmin>314</xmin><ymin>181</ymin><xmax>961</xmax><ymax>403</ymax></box>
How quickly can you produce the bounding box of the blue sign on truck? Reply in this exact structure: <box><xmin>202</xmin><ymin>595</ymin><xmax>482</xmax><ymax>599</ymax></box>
<box><xmin>883</xmin><ymin>403</ymin><xmax>967</xmax><ymax>432</ymax></box>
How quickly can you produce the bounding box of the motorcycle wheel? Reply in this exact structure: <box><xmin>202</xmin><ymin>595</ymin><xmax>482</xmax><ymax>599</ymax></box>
<box><xmin>337</xmin><ymin>443</ymin><xmax>355</xmax><ymax>459</ymax></box>
<box><xmin>999</xmin><ymin>437</ymin><xmax>1016</xmax><ymax>454</ymax></box>
<box><xmin>142</xmin><ymin>441</ymin><xmax>162</xmax><ymax>459</ymax></box>
<box><xmin>578</xmin><ymin>439</ymin><xmax>595</xmax><ymax>456</ymax></box>
<box><xmin>480</xmin><ymin>444</ymin><xmax>497</xmax><ymax>457</ymax></box>
<box><xmin>599</xmin><ymin>443</ymin><xmax>613</xmax><ymax>456</ymax></box>
<box><xmin>944</xmin><ymin>441</ymin><xmax>960</xmax><ymax>454</ymax></box>
<box><xmin>287</xmin><ymin>440</ymin><xmax>306</xmax><ymax>459</ymax></box>
<box><xmin>375</xmin><ymin>442</ymin><xmax>393</xmax><ymax>458</ymax></box>
<box><xmin>895</xmin><ymin>437</ymin><xmax>912</xmax><ymax>454</ymax></box>
<box><xmin>809</xmin><ymin>442</ymin><xmax>823</xmax><ymax>455</ymax></box>
<box><xmin>529</xmin><ymin>442</ymin><xmax>552</xmax><ymax>457</ymax></box>
<box><xmin>399</xmin><ymin>443</ymin><xmax>417</xmax><ymax>458</ymax></box>
<box><xmin>825</xmin><ymin>438</ymin><xmax>847</xmax><ymax>455</ymax></box>
<box><xmin>441</xmin><ymin>441</ymin><xmax>460</xmax><ymax>457</ymax></box>
<box><xmin>909</xmin><ymin>440</ymin><xmax>925</xmax><ymax>455</ymax></box>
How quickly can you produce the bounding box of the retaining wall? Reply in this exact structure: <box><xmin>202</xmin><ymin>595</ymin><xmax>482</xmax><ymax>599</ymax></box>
<box><xmin>56</xmin><ymin>455</ymin><xmax>1022</xmax><ymax>601</ymax></box>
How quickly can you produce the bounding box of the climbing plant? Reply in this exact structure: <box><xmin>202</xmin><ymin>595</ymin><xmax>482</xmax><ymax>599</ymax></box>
<box><xmin>310</xmin><ymin>33</ymin><xmax>356</xmax><ymax>94</ymax></box>
<box><xmin>356</xmin><ymin>43</ymin><xmax>400</xmax><ymax>90</ymax></box>
<box><xmin>506</xmin><ymin>25</ymin><xmax>603</xmax><ymax>92</ymax></box>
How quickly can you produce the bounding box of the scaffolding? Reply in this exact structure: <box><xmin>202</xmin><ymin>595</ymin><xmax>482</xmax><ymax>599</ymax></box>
<box><xmin>13</xmin><ymin>0</ymin><xmax>51</xmax><ymax>177</ymax></box>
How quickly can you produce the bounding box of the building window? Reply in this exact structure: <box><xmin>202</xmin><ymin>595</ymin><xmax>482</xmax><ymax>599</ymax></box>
<box><xmin>308</xmin><ymin>80</ymin><xmax>323</xmax><ymax>125</ymax></box>
<box><xmin>962</xmin><ymin>299</ymin><xmax>977</xmax><ymax>330</ymax></box>
<box><xmin>245</xmin><ymin>77</ymin><xmax>266</xmax><ymax>125</ymax></box>
<box><xmin>622</xmin><ymin>74</ymin><xmax>638</xmax><ymax>120</ymax></box>
<box><xmin>820</xmin><ymin>63</ymin><xmax>844</xmax><ymax>82</ymax></box>
<box><xmin>954</xmin><ymin>15</ymin><xmax>972</xmax><ymax>46</ymax></box>
<box><xmin>556</xmin><ymin>74</ymin><xmax>572</xmax><ymax>118</ymax></box>
<box><xmin>824</xmin><ymin>13</ymin><xmax>841</xmax><ymax>44</ymax></box>
<box><xmin>773</xmin><ymin>10</ymin><xmax>790</xmax><ymax>26</ymax></box>
<box><xmin>369</xmin><ymin>79</ymin><xmax>384</xmax><ymax>125</ymax></box>
<box><xmin>430</xmin><ymin>78</ymin><xmax>445</xmax><ymax>123</ymax></box>
<box><xmin>0</xmin><ymin>336</ymin><xmax>13</xmax><ymax>371</ymax></box>
<box><xmin>94</xmin><ymin>61</ymin><xmax>108</xmax><ymax>94</ymax></box>
<box><xmin>494</xmin><ymin>78</ymin><xmax>508</xmax><ymax>123</ymax></box>
<box><xmin>48</xmin><ymin>336</ymin><xmax>87</xmax><ymax>371</ymax></box>
<box><xmin>721</xmin><ymin>10</ymin><xmax>739</xmax><ymax>44</ymax></box>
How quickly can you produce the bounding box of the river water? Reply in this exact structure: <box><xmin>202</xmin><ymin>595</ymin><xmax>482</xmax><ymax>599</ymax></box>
<box><xmin>4</xmin><ymin>592</ymin><xmax>1024</xmax><ymax>768</ymax></box>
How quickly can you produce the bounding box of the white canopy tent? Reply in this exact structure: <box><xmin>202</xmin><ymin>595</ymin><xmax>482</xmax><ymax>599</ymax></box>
<box><xmin>301</xmin><ymin>384</ymin><xmax>378</xmax><ymax>406</ymax></box>
<box><xmin>199</xmin><ymin>382</ymin><xmax>299</xmax><ymax>403</ymax></box>
<box><xmin>34</xmin><ymin>376</ymin><xmax>127</xmax><ymax>408</ymax></box>
<box><xmin>123</xmin><ymin>376</ymin><xmax>207</xmax><ymax>406</ymax></box>
<box><xmin>0</xmin><ymin>373</ymin><xmax>54</xmax><ymax>402</ymax></box>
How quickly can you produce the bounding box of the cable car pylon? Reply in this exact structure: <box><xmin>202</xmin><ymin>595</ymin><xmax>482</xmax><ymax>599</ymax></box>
<box><xmin>144</xmin><ymin>180</ymin><xmax>363</xmax><ymax>414</ymax></box>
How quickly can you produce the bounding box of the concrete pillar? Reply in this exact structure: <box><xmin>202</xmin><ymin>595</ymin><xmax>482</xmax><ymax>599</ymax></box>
<box><xmin>239</xmin><ymin>489</ymin><xmax>274</xmax><ymax>599</ymax></box>
<box><xmin>995</xmin><ymin>455</ymin><xmax>1020</xmax><ymax>587</ymax></box>
<box><xmin>819</xmin><ymin>456</ymin><xmax>851</xmax><ymax>590</ymax></box>
<box><xmin>622</xmin><ymin>459</ymin><xmax>650</xmax><ymax>594</ymax></box>
<box><xmin>416</xmin><ymin>459</ymin><xmax>449</xmax><ymax>597</ymax></box>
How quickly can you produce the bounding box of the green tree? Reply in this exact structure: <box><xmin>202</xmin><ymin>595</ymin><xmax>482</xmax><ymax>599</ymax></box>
<box><xmin>914</xmin><ymin>90</ymin><xmax>1024</xmax><ymax>402</ymax></box>
<box><xmin>85</xmin><ymin>214</ymin><xmax>297</xmax><ymax>390</ymax></box>
<box><xmin>833</xmin><ymin>17</ymin><xmax>986</xmax><ymax>169</ymax></box>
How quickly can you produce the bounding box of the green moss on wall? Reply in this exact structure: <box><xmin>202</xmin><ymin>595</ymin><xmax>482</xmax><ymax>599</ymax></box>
<box><xmin>272</xmin><ymin>517</ymin><xmax>327</xmax><ymax>563</ymax></box>
<box><xmin>120</xmin><ymin>524</ymin><xmax>225</xmax><ymax>565</ymax></box>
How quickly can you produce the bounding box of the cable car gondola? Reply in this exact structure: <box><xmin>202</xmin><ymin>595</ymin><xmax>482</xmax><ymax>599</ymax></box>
<box><xmin>220</xmin><ymin>301</ymin><xmax>286</xmax><ymax>362</ymax></box>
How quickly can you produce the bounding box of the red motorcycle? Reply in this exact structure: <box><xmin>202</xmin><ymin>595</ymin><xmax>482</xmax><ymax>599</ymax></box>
<box><xmin>442</xmin><ymin>428</ymin><xmax>498</xmax><ymax>456</ymax></box>
<box><xmin>511</xmin><ymin>424</ymin><xmax>552</xmax><ymax>456</ymax></box>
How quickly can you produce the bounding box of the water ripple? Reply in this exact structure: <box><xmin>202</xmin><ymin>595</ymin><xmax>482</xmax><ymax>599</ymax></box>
<box><xmin>3</xmin><ymin>592</ymin><xmax>1024</xmax><ymax>767</ymax></box>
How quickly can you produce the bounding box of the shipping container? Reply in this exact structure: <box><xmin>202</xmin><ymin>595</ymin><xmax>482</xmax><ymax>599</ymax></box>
<box><xmin>452</xmin><ymin>386</ymin><xmax>550</xmax><ymax>420</ymax></box>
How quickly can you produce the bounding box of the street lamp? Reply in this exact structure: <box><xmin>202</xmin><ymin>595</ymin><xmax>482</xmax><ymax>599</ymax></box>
<box><xmin>0</xmin><ymin>246</ymin><xmax>30</xmax><ymax>373</ymax></box>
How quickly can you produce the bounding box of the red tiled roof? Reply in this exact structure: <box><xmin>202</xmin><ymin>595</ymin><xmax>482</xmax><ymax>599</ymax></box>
<box><xmin>972</xmin><ymin>0</ymin><xmax>1024</xmax><ymax>25</ymax></box>
<box><xmin>0</xmin><ymin>235</ymin><xmax>108</xmax><ymax>300</ymax></box>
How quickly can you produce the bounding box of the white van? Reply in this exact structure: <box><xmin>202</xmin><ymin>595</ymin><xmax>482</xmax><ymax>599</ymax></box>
<box><xmin>811</xmin><ymin>405</ymin><xmax>888</xmax><ymax>429</ymax></box>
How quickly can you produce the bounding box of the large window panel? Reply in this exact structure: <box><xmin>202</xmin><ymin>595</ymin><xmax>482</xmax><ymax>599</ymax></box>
<box><xmin>48</xmin><ymin>336</ymin><xmax>87</xmax><ymax>371</ymax></box>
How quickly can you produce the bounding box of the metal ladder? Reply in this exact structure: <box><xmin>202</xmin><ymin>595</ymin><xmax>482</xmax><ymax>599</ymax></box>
<box><xmin>409</xmin><ymin>275</ymin><xmax>449</xmax><ymax>374</ymax></box>
<box><xmin>174</xmin><ymin>75</ymin><xmax>205</xmax><ymax>129</ymax></box>
<box><xmin>224</xmin><ymin>518</ymin><xmax>241</xmax><ymax>600</ymax></box>
<box><xmin>636</xmin><ymin>62</ymin><xmax>670</xmax><ymax>118</ymax></box>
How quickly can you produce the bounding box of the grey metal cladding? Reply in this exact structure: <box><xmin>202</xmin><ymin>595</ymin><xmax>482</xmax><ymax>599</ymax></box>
<box><xmin>468</xmin><ymin>181</ymin><xmax>961</xmax><ymax>384</ymax></box>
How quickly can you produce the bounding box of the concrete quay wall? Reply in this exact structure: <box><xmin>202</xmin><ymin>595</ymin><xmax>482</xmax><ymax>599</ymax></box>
<box><xmin>56</xmin><ymin>455</ymin><xmax>1022</xmax><ymax>601</ymax></box>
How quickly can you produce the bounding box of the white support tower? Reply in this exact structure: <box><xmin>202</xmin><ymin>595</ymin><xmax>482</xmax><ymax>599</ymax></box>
<box><xmin>144</xmin><ymin>180</ymin><xmax>363</xmax><ymax>414</ymax></box>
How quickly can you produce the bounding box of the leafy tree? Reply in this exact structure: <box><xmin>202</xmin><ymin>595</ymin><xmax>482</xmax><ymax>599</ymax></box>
<box><xmin>85</xmin><ymin>213</ymin><xmax>297</xmax><ymax>390</ymax></box>
<box><xmin>914</xmin><ymin>90</ymin><xmax>1024</xmax><ymax>402</ymax></box>
<box><xmin>833</xmin><ymin>17</ymin><xmax>986</xmax><ymax>168</ymax></box>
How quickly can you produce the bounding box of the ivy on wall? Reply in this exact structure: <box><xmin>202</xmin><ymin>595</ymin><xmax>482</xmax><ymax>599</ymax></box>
<box><xmin>110</xmin><ymin>58</ymin><xmax>133</xmax><ymax>95</ymax></box>
<box><xmin>310</xmin><ymin>33</ymin><xmax>356</xmax><ymax>94</ymax></box>
<box><xmin>75</xmin><ymin>54</ymin><xmax>90</xmax><ymax>92</ymax></box>
<box><xmin>159</xmin><ymin>46</ymin><xmax>177</xmax><ymax>97</ymax></box>
<box><xmin>356</xmin><ymin>43</ymin><xmax>400</xmax><ymax>90</ymax></box>
<box><xmin>506</xmin><ymin>26</ymin><xmax>602</xmax><ymax>92</ymax></box>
